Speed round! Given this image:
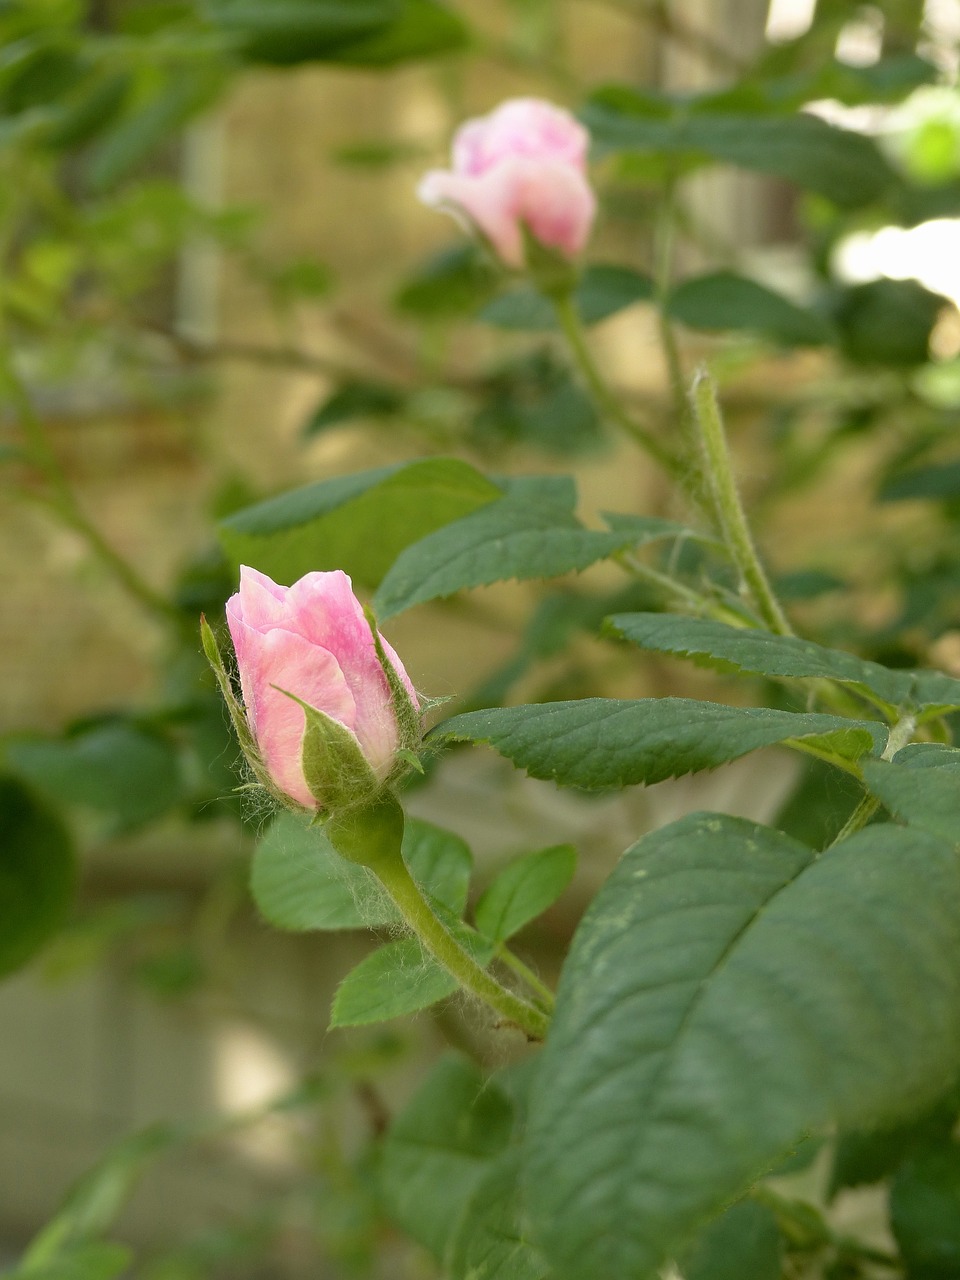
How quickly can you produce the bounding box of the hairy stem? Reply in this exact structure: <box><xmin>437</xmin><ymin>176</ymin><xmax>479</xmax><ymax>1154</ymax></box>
<box><xmin>691</xmin><ymin>368</ymin><xmax>793</xmax><ymax>637</ymax></box>
<box><xmin>370</xmin><ymin>843</ymin><xmax>550</xmax><ymax>1040</ymax></box>
<box><xmin>550</xmin><ymin>291</ymin><xmax>685</xmax><ymax>483</ymax></box>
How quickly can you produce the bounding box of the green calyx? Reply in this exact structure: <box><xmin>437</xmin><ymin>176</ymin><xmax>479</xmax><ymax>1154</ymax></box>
<box><xmin>324</xmin><ymin>791</ymin><xmax>405</xmax><ymax>871</ymax></box>
<box><xmin>364</xmin><ymin>603</ymin><xmax>424</xmax><ymax>781</ymax></box>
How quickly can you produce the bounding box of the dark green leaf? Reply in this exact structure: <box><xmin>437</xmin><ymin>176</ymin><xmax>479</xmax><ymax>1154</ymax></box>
<box><xmin>667</xmin><ymin>271</ymin><xmax>832</xmax><ymax>346</ymax></box>
<box><xmin>606</xmin><ymin>612</ymin><xmax>960</xmax><ymax>712</ymax></box>
<box><xmin>479</xmin><ymin>264</ymin><xmax>653</xmax><ymax>330</ymax></box>
<box><xmin>862</xmin><ymin>753</ymin><xmax>960</xmax><ymax>846</ymax></box>
<box><xmin>475</xmin><ymin>844</ymin><xmax>576</xmax><ymax>942</ymax></box>
<box><xmin>379</xmin><ymin>1055</ymin><xmax>514</xmax><ymax>1261</ymax></box>
<box><xmin>303</xmin><ymin>381</ymin><xmax>404</xmax><ymax>437</ymax></box>
<box><xmin>202</xmin><ymin>0</ymin><xmax>396</xmax><ymax>64</ymax></box>
<box><xmin>0</xmin><ymin>774</ymin><xmax>75</xmax><ymax>979</ymax></box>
<box><xmin>583</xmin><ymin>89</ymin><xmax>894</xmax><ymax>207</ymax></box>
<box><xmin>830</xmin><ymin>1092</ymin><xmax>959</xmax><ymax>1196</ymax></box>
<box><xmin>251</xmin><ymin>813</ymin><xmax>472</xmax><ymax>931</ymax></box>
<box><xmin>328</xmin><ymin>0</ymin><xmax>469</xmax><ymax>66</ymax></box>
<box><xmin>395</xmin><ymin>243</ymin><xmax>498</xmax><ymax>318</ymax></box>
<box><xmin>373</xmin><ymin>475</ymin><xmax>661</xmax><ymax>619</ymax></box>
<box><xmin>472</xmin><ymin>354</ymin><xmax>602</xmax><ymax>457</ymax></box>
<box><xmin>434</xmin><ymin>698</ymin><xmax>881</xmax><ymax>790</ymax></box>
<box><xmin>218</xmin><ymin>457</ymin><xmax>500</xmax><ymax>589</ymax></box>
<box><xmin>681</xmin><ymin>1200</ymin><xmax>782</xmax><ymax>1280</ymax></box>
<box><xmin>880</xmin><ymin>458</ymin><xmax>960</xmax><ymax>503</ymax></box>
<box><xmin>330</xmin><ymin>935</ymin><xmax>461</xmax><ymax>1025</ymax></box>
<box><xmin>525</xmin><ymin>817</ymin><xmax>960</xmax><ymax>1280</ymax></box>
<box><xmin>6</xmin><ymin>720</ymin><xmax>184</xmax><ymax>831</ymax></box>
<box><xmin>448</xmin><ymin>1150</ymin><xmax>550</xmax><ymax>1280</ymax></box>
<box><xmin>831</xmin><ymin>278</ymin><xmax>945</xmax><ymax>367</ymax></box>
<box><xmin>891</xmin><ymin>1146</ymin><xmax>960</xmax><ymax>1277</ymax></box>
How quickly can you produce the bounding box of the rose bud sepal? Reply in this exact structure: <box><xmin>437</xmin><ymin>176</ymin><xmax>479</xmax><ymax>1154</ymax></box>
<box><xmin>200</xmin><ymin>614</ymin><xmax>281</xmax><ymax>799</ymax></box>
<box><xmin>272</xmin><ymin>686</ymin><xmax>384</xmax><ymax>816</ymax></box>
<box><xmin>363</xmin><ymin>603</ymin><xmax>424</xmax><ymax>780</ymax></box>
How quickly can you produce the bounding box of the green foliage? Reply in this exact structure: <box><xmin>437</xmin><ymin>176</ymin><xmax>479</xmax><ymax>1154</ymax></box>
<box><xmin>862</xmin><ymin>751</ymin><xmax>960</xmax><ymax>845</ymax></box>
<box><xmin>373</xmin><ymin>475</ymin><xmax>678</xmax><ymax>618</ymax></box>
<box><xmin>475</xmin><ymin>844</ymin><xmax>576</xmax><ymax>942</ymax></box>
<box><xmin>394</xmin><ymin>243</ymin><xmax>499</xmax><ymax>318</ymax></box>
<box><xmin>3</xmin><ymin>1241</ymin><xmax>133</xmax><ymax>1280</ymax></box>
<box><xmin>479</xmin><ymin>264</ymin><xmax>653</xmax><ymax>330</ymax></box>
<box><xmin>606</xmin><ymin>611</ymin><xmax>960</xmax><ymax>712</ymax></box>
<box><xmin>219</xmin><ymin>458</ymin><xmax>500</xmax><ymax>588</ymax></box>
<box><xmin>447</xmin><ymin>1150</ymin><xmax>550</xmax><ymax>1280</ymax></box>
<box><xmin>681</xmin><ymin>1200</ymin><xmax>782</xmax><ymax>1280</ymax></box>
<box><xmin>330</xmin><ymin>928</ymin><xmax>493</xmax><ymax>1026</ymax></box>
<box><xmin>435</xmin><ymin>698</ymin><xmax>881</xmax><ymax>789</ymax></box>
<box><xmin>523</xmin><ymin>815</ymin><xmax>960</xmax><ymax>1280</ymax></box>
<box><xmin>891</xmin><ymin>1146</ymin><xmax>960</xmax><ymax>1277</ymax></box>
<box><xmin>251</xmin><ymin>813</ymin><xmax>472</xmax><ymax>931</ymax></box>
<box><xmin>470</xmin><ymin>351</ymin><xmax>603</xmax><ymax>456</ymax></box>
<box><xmin>583</xmin><ymin>86</ymin><xmax>894</xmax><ymax>206</ymax></box>
<box><xmin>303</xmin><ymin>381</ymin><xmax>405</xmax><ymax>437</ymax></box>
<box><xmin>830</xmin><ymin>278</ymin><xmax>946</xmax><ymax>367</ymax></box>
<box><xmin>667</xmin><ymin>271</ymin><xmax>832</xmax><ymax>347</ymax></box>
<box><xmin>0</xmin><ymin>774</ymin><xmax>75</xmax><ymax>979</ymax></box>
<box><xmin>378</xmin><ymin>1056</ymin><xmax>514</xmax><ymax>1262</ymax></box>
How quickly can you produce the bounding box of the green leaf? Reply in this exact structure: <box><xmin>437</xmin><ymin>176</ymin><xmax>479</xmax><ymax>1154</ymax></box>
<box><xmin>830</xmin><ymin>1091</ymin><xmax>959</xmax><ymax>1196</ymax></box>
<box><xmin>379</xmin><ymin>1055</ymin><xmax>514</xmax><ymax>1261</ymax></box>
<box><xmin>583</xmin><ymin>89</ymin><xmax>894</xmax><ymax>208</ymax></box>
<box><xmin>524</xmin><ymin>816</ymin><xmax>960</xmax><ymax>1280</ymax></box>
<box><xmin>5</xmin><ymin>1241</ymin><xmax>133</xmax><ymax>1280</ymax></box>
<box><xmin>479</xmin><ymin>264</ymin><xmax>653</xmax><ymax>330</ymax></box>
<box><xmin>667</xmin><ymin>271</ymin><xmax>832</xmax><ymax>346</ymax></box>
<box><xmin>891</xmin><ymin>1146</ymin><xmax>960</xmax><ymax>1277</ymax></box>
<box><xmin>471</xmin><ymin>353</ymin><xmax>602</xmax><ymax>457</ymax></box>
<box><xmin>862</xmin><ymin>753</ymin><xmax>960</xmax><ymax>846</ymax></box>
<box><xmin>202</xmin><ymin>0</ymin><xmax>396</xmax><ymax>63</ymax></box>
<box><xmin>218</xmin><ymin>457</ymin><xmax>500</xmax><ymax>589</ymax></box>
<box><xmin>6</xmin><ymin>719</ymin><xmax>184</xmax><ymax>831</ymax></box>
<box><xmin>330</xmin><ymin>935</ymin><xmax>461</xmax><ymax>1025</ymax></box>
<box><xmin>328</xmin><ymin>0</ymin><xmax>469</xmax><ymax>66</ymax></box>
<box><xmin>831</xmin><ymin>278</ymin><xmax>945</xmax><ymax>367</ymax></box>
<box><xmin>475</xmin><ymin>844</ymin><xmax>576</xmax><ymax>942</ymax></box>
<box><xmin>303</xmin><ymin>381</ymin><xmax>404</xmax><ymax>437</ymax></box>
<box><xmin>606</xmin><ymin>611</ymin><xmax>960</xmax><ymax>712</ymax></box>
<box><xmin>251</xmin><ymin>813</ymin><xmax>472</xmax><ymax>931</ymax></box>
<box><xmin>448</xmin><ymin>1150</ymin><xmax>550</xmax><ymax>1280</ymax></box>
<box><xmin>681</xmin><ymin>1200</ymin><xmax>782</xmax><ymax>1280</ymax></box>
<box><xmin>434</xmin><ymin>699</ymin><xmax>881</xmax><ymax>790</ymax></box>
<box><xmin>0</xmin><ymin>774</ymin><xmax>75</xmax><ymax>979</ymax></box>
<box><xmin>395</xmin><ymin>243</ymin><xmax>499</xmax><ymax>318</ymax></box>
<box><xmin>373</xmin><ymin>475</ymin><xmax>662</xmax><ymax>619</ymax></box>
<box><xmin>880</xmin><ymin>458</ymin><xmax>960</xmax><ymax>503</ymax></box>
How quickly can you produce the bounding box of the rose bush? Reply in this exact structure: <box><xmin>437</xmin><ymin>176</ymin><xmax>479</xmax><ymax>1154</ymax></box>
<box><xmin>417</xmin><ymin>96</ymin><xmax>596</xmax><ymax>268</ymax></box>
<box><xmin>225</xmin><ymin>565</ymin><xmax>418</xmax><ymax>811</ymax></box>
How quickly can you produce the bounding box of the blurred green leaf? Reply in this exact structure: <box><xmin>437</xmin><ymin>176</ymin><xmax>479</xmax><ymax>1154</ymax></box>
<box><xmin>831</xmin><ymin>278</ymin><xmax>946</xmax><ymax>367</ymax></box>
<box><xmin>395</xmin><ymin>243</ymin><xmax>498</xmax><ymax>318</ymax></box>
<box><xmin>329</xmin><ymin>0</ymin><xmax>469</xmax><ymax>66</ymax></box>
<box><xmin>447</xmin><ymin>1150</ymin><xmax>549</xmax><ymax>1280</ymax></box>
<box><xmin>7</xmin><ymin>718</ymin><xmax>185</xmax><ymax>831</ymax></box>
<box><xmin>667</xmin><ymin>271</ymin><xmax>833</xmax><ymax>346</ymax></box>
<box><xmin>219</xmin><ymin>457</ymin><xmax>501</xmax><ymax>589</ymax></box>
<box><xmin>583</xmin><ymin>87</ymin><xmax>895</xmax><ymax>207</ymax></box>
<box><xmin>5</xmin><ymin>1241</ymin><xmax>133</xmax><ymax>1280</ymax></box>
<box><xmin>303</xmin><ymin>381</ymin><xmax>405</xmax><ymax>437</ymax></box>
<box><xmin>379</xmin><ymin>1055</ymin><xmax>514</xmax><ymax>1260</ymax></box>
<box><xmin>0</xmin><ymin>773</ymin><xmax>75</xmax><ymax>979</ymax></box>
<box><xmin>681</xmin><ymin>1199</ymin><xmax>782</xmax><ymax>1280</ymax></box>
<box><xmin>891</xmin><ymin>1146</ymin><xmax>960</xmax><ymax>1277</ymax></box>
<box><xmin>479</xmin><ymin>264</ymin><xmax>653</xmax><ymax>330</ymax></box>
<box><xmin>202</xmin><ymin>0</ymin><xmax>396</xmax><ymax>63</ymax></box>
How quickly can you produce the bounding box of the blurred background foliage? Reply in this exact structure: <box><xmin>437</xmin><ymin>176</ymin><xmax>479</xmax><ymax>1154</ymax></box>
<box><xmin>3</xmin><ymin>0</ymin><xmax>960</xmax><ymax>1276</ymax></box>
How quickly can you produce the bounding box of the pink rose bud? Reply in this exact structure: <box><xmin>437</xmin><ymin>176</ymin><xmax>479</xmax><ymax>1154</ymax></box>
<box><xmin>417</xmin><ymin>97</ymin><xmax>596</xmax><ymax>270</ymax></box>
<box><xmin>224</xmin><ymin>566</ymin><xmax>419</xmax><ymax>812</ymax></box>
